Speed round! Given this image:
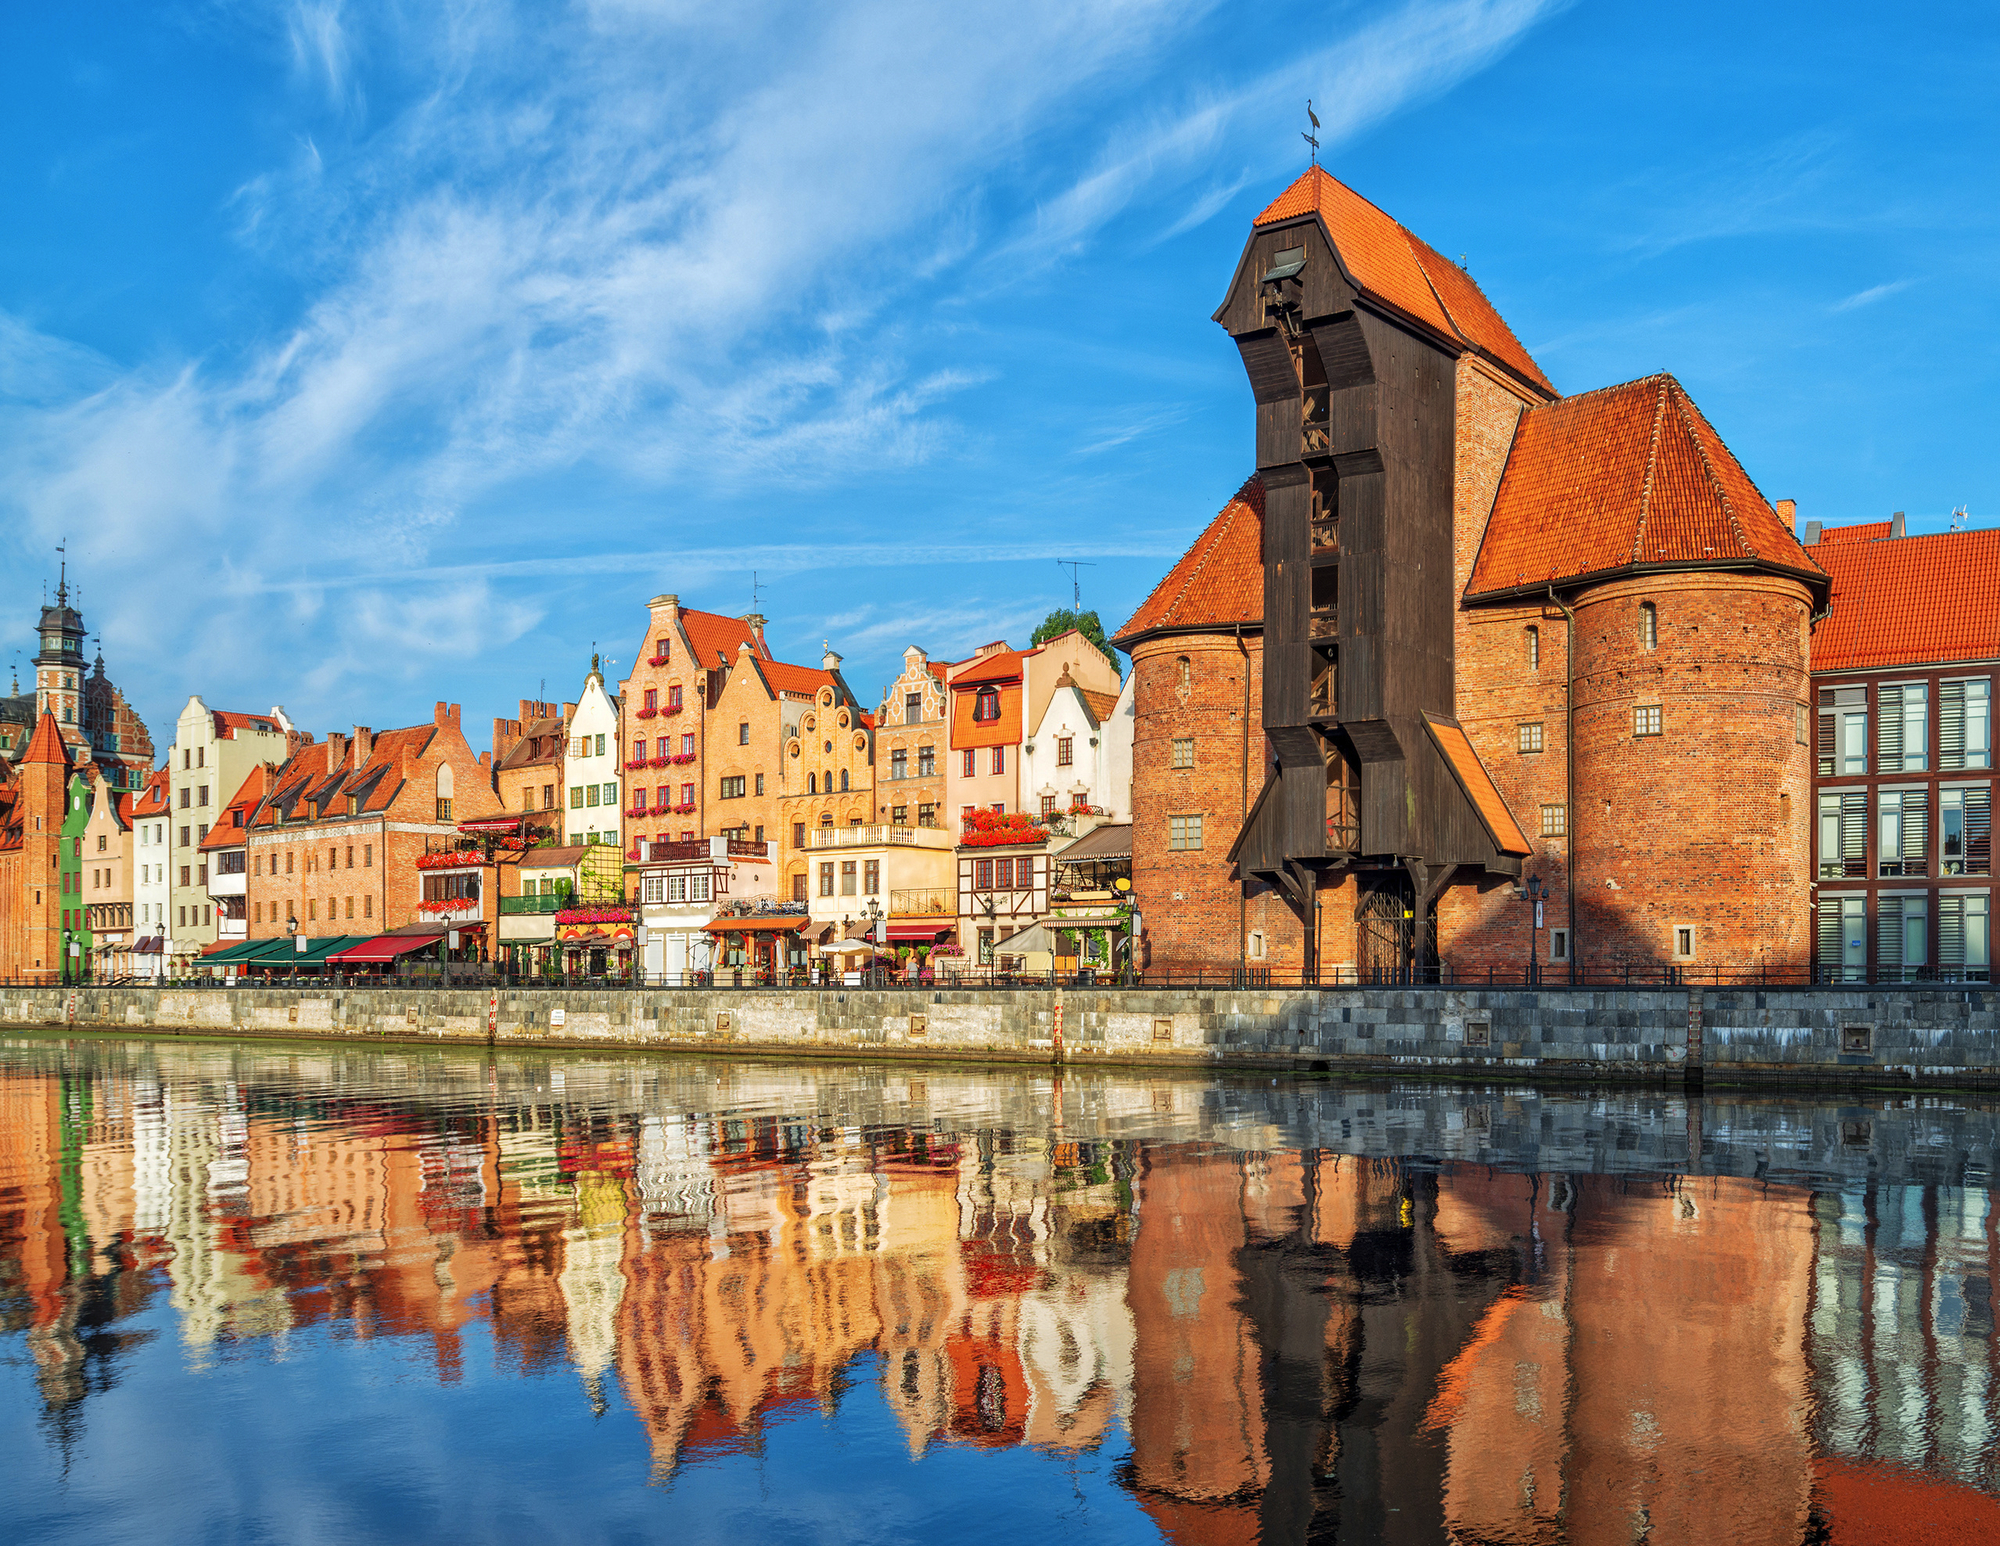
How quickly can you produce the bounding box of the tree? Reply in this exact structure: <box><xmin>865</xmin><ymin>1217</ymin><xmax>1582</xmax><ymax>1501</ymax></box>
<box><xmin>1031</xmin><ymin>608</ymin><xmax>1122</xmax><ymax>678</ymax></box>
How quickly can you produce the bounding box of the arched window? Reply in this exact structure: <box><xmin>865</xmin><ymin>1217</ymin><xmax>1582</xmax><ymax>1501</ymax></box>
<box><xmin>839</xmin><ymin>769</ymin><xmax>849</xmax><ymax>792</ymax></box>
<box><xmin>1177</xmin><ymin>656</ymin><xmax>1191</xmax><ymax>689</ymax></box>
<box><xmin>1525</xmin><ymin>626</ymin><xmax>1540</xmax><ymax>673</ymax></box>
<box><xmin>973</xmin><ymin>686</ymin><xmax>1001</xmax><ymax>723</ymax></box>
<box><xmin>1640</xmin><ymin>603</ymin><xmax>1658</xmax><ymax>651</ymax></box>
<box><xmin>807</xmin><ymin>772</ymin><xmax>817</xmax><ymax>794</ymax></box>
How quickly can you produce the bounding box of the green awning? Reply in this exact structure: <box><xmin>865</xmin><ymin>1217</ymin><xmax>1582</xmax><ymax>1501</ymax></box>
<box><xmin>253</xmin><ymin>935</ymin><xmax>377</xmax><ymax>968</ymax></box>
<box><xmin>200</xmin><ymin>938</ymin><xmax>292</xmax><ymax>966</ymax></box>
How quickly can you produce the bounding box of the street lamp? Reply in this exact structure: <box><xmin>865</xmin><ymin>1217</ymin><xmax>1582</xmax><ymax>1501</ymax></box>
<box><xmin>1523</xmin><ymin>875</ymin><xmax>1543</xmax><ymax>985</ymax></box>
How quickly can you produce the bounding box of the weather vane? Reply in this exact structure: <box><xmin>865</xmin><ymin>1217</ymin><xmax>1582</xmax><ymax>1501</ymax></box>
<box><xmin>1303</xmin><ymin>100</ymin><xmax>1320</xmax><ymax>166</ymax></box>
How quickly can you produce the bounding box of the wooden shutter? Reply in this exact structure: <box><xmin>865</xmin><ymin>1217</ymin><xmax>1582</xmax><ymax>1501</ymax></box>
<box><xmin>1900</xmin><ymin>789</ymin><xmax>1928</xmax><ymax>868</ymax></box>
<box><xmin>1817</xmin><ymin>900</ymin><xmax>1843</xmax><ymax>979</ymax></box>
<box><xmin>1839</xmin><ymin>792</ymin><xmax>1868</xmax><ymax>877</ymax></box>
<box><xmin>1878</xmin><ymin>686</ymin><xmax>1904</xmax><ymax>771</ymax></box>
<box><xmin>1968</xmin><ymin>787</ymin><xmax>1992</xmax><ymax>874</ymax></box>
<box><xmin>1940</xmin><ymin>896</ymin><xmax>1965</xmax><ymax>972</ymax></box>
<box><xmin>1941</xmin><ymin>680</ymin><xmax>1965</xmax><ymax>770</ymax></box>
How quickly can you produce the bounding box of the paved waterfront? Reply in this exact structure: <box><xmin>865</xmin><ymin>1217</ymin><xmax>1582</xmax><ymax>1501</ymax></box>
<box><xmin>4</xmin><ymin>1034</ymin><xmax>1998</xmax><ymax>1543</ymax></box>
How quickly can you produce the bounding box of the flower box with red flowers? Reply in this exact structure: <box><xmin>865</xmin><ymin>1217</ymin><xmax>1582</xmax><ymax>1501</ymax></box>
<box><xmin>648</xmin><ymin>756</ymin><xmax>674</xmax><ymax>769</ymax></box>
<box><xmin>647</xmin><ymin>654</ymin><xmax>670</xmax><ymax>667</ymax></box>
<box><xmin>674</xmin><ymin>801</ymin><xmax>696</xmax><ymax>815</ymax></box>
<box><xmin>671</xmin><ymin>753</ymin><xmax>696</xmax><ymax>766</ymax></box>
<box><xmin>662</xmin><ymin>702</ymin><xmax>683</xmax><ymax>717</ymax></box>
<box><xmin>556</xmin><ymin>905</ymin><xmax>637</xmax><ymax>926</ymax></box>
<box><xmin>624</xmin><ymin>758</ymin><xmax>649</xmax><ymax>771</ymax></box>
<box><xmin>416</xmin><ymin>850</ymin><xmax>483</xmax><ymax>870</ymax></box>
<box><xmin>635</xmin><ymin>706</ymin><xmax>659</xmax><ymax>719</ymax></box>
<box><xmin>418</xmin><ymin>896</ymin><xmax>481</xmax><ymax>916</ymax></box>
<box><xmin>624</xmin><ymin>806</ymin><xmax>649</xmax><ymax>819</ymax></box>
<box><xmin>959</xmin><ymin>810</ymin><xmax>1049</xmax><ymax>848</ymax></box>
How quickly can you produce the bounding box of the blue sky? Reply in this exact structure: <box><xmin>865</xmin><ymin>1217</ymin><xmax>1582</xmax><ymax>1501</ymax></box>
<box><xmin>2</xmin><ymin>1</ymin><xmax>1995</xmax><ymax>751</ymax></box>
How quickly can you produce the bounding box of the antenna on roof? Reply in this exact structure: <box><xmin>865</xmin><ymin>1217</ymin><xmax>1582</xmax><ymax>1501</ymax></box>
<box><xmin>751</xmin><ymin>569</ymin><xmax>765</xmax><ymax>612</ymax></box>
<box><xmin>1056</xmin><ymin>559</ymin><xmax>1095</xmax><ymax>611</ymax></box>
<box><xmin>1302</xmin><ymin>100</ymin><xmax>1320</xmax><ymax>166</ymax></box>
<box><xmin>1951</xmin><ymin>505</ymin><xmax>1969</xmax><ymax>532</ymax></box>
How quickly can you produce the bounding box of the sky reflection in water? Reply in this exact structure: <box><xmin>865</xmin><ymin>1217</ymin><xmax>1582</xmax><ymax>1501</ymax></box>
<box><xmin>3</xmin><ymin>1037</ymin><xmax>1999</xmax><ymax>1545</ymax></box>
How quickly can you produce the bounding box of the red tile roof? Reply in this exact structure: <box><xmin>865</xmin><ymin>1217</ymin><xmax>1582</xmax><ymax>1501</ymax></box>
<box><xmin>1817</xmin><ymin>521</ymin><xmax>1890</xmax><ymax>546</ymax></box>
<box><xmin>1424</xmin><ymin>714</ymin><xmax>1531</xmax><ymax>857</ymax></box>
<box><xmin>951</xmin><ymin>682</ymin><xmax>1022</xmax><ymax>751</ymax></box>
<box><xmin>681</xmin><ymin>610</ymin><xmax>769</xmax><ymax>671</ymax></box>
<box><xmin>1253</xmin><ymin>167</ymin><xmax>1554</xmax><ymax>396</ymax></box>
<box><xmin>1810</xmin><ymin>527</ymin><xmax>2000</xmax><ymax>673</ymax></box>
<box><xmin>20</xmin><ymin>713</ymin><xmax>69</xmax><ymax>767</ymax></box>
<box><xmin>203</xmin><ymin>767</ymin><xmax>279</xmax><ymax>850</ymax></box>
<box><xmin>258</xmin><ymin>725</ymin><xmax>435</xmax><ymax>825</ymax></box>
<box><xmin>951</xmin><ymin>649</ymin><xmax>1033</xmax><ymax>687</ymax></box>
<box><xmin>212</xmin><ymin>710</ymin><xmax>283</xmax><ymax>738</ymax></box>
<box><xmin>1464</xmin><ymin>374</ymin><xmax>1826</xmax><ymax>602</ymax></box>
<box><xmin>1113</xmin><ymin>478</ymin><xmax>1264</xmax><ymax>645</ymax></box>
<box><xmin>758</xmin><ymin>659</ymin><xmax>837</xmax><ymax>699</ymax></box>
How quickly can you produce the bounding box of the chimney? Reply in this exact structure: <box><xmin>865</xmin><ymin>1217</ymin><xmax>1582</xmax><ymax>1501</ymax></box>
<box><xmin>1892</xmin><ymin>510</ymin><xmax>1906</xmax><ymax>538</ymax></box>
<box><xmin>743</xmin><ymin>612</ymin><xmax>767</xmax><ymax>652</ymax></box>
<box><xmin>653</xmin><ymin>593</ymin><xmax>680</xmax><ymax>618</ymax></box>
<box><xmin>478</xmin><ymin>750</ymin><xmax>491</xmax><ymax>773</ymax></box>
<box><xmin>974</xmin><ymin>639</ymin><xmax>1008</xmax><ymax>658</ymax></box>
<box><xmin>325</xmin><ymin>731</ymin><xmax>348</xmax><ymax>768</ymax></box>
<box><xmin>1776</xmin><ymin>498</ymin><xmax>1796</xmax><ymax>534</ymax></box>
<box><xmin>352</xmin><ymin>726</ymin><xmax>373</xmax><ymax>767</ymax></box>
<box><xmin>1803</xmin><ymin>521</ymin><xmax>1821</xmax><ymax>546</ymax></box>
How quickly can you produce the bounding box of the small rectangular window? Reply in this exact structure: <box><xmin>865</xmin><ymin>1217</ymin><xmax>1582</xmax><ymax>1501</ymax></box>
<box><xmin>585</xmin><ymin>785</ymin><xmax>599</xmax><ymax>807</ymax></box>
<box><xmin>1549</xmin><ymin>928</ymin><xmax>1569</xmax><ymax>962</ymax></box>
<box><xmin>1171</xmin><ymin>737</ymin><xmax>1194</xmax><ymax>769</ymax></box>
<box><xmin>1041</xmin><ymin>794</ymin><xmax>1057</xmax><ymax>816</ymax></box>
<box><xmin>1057</xmin><ymin>736</ymin><xmax>1074</xmax><ymax>767</ymax></box>
<box><xmin>754</xmin><ymin>773</ymin><xmax>764</xmax><ymax>796</ymax></box>
<box><xmin>1518</xmin><ymin>722</ymin><xmax>1544</xmax><ymax>754</ymax></box>
<box><xmin>974</xmin><ymin>859</ymin><xmax>993</xmax><ymax>891</ymax></box>
<box><xmin>720</xmin><ymin>775</ymin><xmax>747</xmax><ymax>799</ymax></box>
<box><xmin>818</xmin><ymin>862</ymin><xmax>834</xmax><ymax>897</ymax></box>
<box><xmin>1878</xmin><ymin>684</ymin><xmax>1929</xmax><ymax>772</ymax></box>
<box><xmin>1941</xmin><ymin>679</ymin><xmax>1992</xmax><ymax>770</ymax></box>
<box><xmin>905</xmin><ymin>692</ymin><xmax>923</xmax><ymax>722</ymax></box>
<box><xmin>1673</xmin><ymin>925</ymin><xmax>1695</xmax><ymax>960</ymax></box>
<box><xmin>595</xmin><ymin>734</ymin><xmax>606</xmax><ymax>757</ymax></box>
<box><xmin>864</xmin><ymin>859</ymin><xmax>880</xmax><ymax>895</ymax></box>
<box><xmin>962</xmin><ymin>749</ymin><xmax>976</xmax><ymax>778</ymax></box>
<box><xmin>1634</xmin><ymin>705</ymin><xmax>1662</xmax><ymax>738</ymax></box>
<box><xmin>1540</xmin><ymin>804</ymin><xmax>1566</xmax><ymax>837</ymax></box>
<box><xmin>739</xmin><ymin>721</ymin><xmax>750</xmax><ymax>745</ymax></box>
<box><xmin>570</xmin><ymin>786</ymin><xmax>585</xmax><ymax>809</ymax></box>
<box><xmin>1168</xmin><ymin>813</ymin><xmax>1203</xmax><ymax>851</ymax></box>
<box><xmin>436</xmin><ymin>798</ymin><xmax>452</xmax><ymax>822</ymax></box>
<box><xmin>991</xmin><ymin>747</ymin><xmax>1005</xmax><ymax>775</ymax></box>
<box><xmin>1796</xmin><ymin>704</ymin><xmax>1809</xmax><ymax>744</ymax></box>
<box><xmin>1818</xmin><ymin>686</ymin><xmax>1869</xmax><ymax>777</ymax></box>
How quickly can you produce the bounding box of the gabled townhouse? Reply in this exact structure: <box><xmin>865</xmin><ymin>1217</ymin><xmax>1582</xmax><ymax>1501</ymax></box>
<box><xmin>777</xmin><ymin>653</ymin><xmax>880</xmax><ymax>901</ymax></box>
<box><xmin>0</xmin><ymin>713</ymin><xmax>76</xmax><ymax>981</ymax></box>
<box><xmin>201</xmin><ymin>767</ymin><xmax>281</xmax><ymax>952</ymax></box>
<box><xmin>947</xmin><ymin>643</ymin><xmax>1026</xmax><ymax>820</ymax></box>
<box><xmin>705</xmin><ymin>644</ymin><xmax>863</xmax><ymax>902</ymax></box>
<box><xmin>874</xmin><ymin>646</ymin><xmax>949</xmax><ymax>832</ymax></box>
<box><xmin>617</xmin><ymin>593</ymin><xmax>770</xmax><ymax>849</ymax></box>
<box><xmin>243</xmin><ymin>704</ymin><xmax>503</xmax><ymax>952</ymax></box>
<box><xmin>565</xmin><ymin>661</ymin><xmax>623</xmax><ymax>850</ymax></box>
<box><xmin>164</xmin><ymin>698</ymin><xmax>297</xmax><ymax>958</ymax></box>
<box><xmin>1021</xmin><ymin>666</ymin><xmax>1134</xmax><ymax>821</ymax></box>
<box><xmin>129</xmin><ymin>768</ymin><xmax>172</xmax><ymax>973</ymax></box>
<box><xmin>79</xmin><ymin>766</ymin><xmax>134</xmax><ymax>976</ymax></box>
<box><xmin>491</xmin><ymin>698</ymin><xmax>567</xmax><ymax>829</ymax></box>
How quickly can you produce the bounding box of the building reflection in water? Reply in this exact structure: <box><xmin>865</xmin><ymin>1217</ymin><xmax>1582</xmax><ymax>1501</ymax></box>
<box><xmin>3</xmin><ymin>1046</ymin><xmax>2000</xmax><ymax>1543</ymax></box>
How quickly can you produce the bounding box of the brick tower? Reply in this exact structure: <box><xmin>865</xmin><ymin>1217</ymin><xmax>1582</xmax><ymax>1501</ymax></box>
<box><xmin>13</xmin><ymin>711</ymin><xmax>74</xmax><ymax>983</ymax></box>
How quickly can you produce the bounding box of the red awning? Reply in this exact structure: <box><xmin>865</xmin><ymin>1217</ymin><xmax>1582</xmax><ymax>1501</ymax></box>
<box><xmin>328</xmin><ymin>934</ymin><xmax>444</xmax><ymax>964</ymax></box>
<box><xmin>886</xmin><ymin>921</ymin><xmax>955</xmax><ymax>943</ymax></box>
<box><xmin>701</xmin><ymin>916</ymin><xmax>809</xmax><ymax>933</ymax></box>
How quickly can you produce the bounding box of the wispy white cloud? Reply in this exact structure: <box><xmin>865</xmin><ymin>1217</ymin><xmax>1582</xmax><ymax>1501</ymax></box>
<box><xmin>0</xmin><ymin>0</ymin><xmax>1558</xmax><ymax>729</ymax></box>
<box><xmin>1833</xmin><ymin>278</ymin><xmax>1916</xmax><ymax>311</ymax></box>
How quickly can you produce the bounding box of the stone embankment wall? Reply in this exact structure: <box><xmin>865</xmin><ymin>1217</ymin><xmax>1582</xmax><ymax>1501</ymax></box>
<box><xmin>3</xmin><ymin>983</ymin><xmax>1995</xmax><ymax>1086</ymax></box>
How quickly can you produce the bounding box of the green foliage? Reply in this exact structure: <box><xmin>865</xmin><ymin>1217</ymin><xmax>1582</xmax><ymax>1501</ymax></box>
<box><xmin>1031</xmin><ymin>608</ymin><xmax>1122</xmax><ymax>677</ymax></box>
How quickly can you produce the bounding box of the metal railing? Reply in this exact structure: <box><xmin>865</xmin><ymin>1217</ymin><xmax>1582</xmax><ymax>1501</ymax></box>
<box><xmin>498</xmin><ymin>893</ymin><xmax>570</xmax><ymax>914</ymax></box>
<box><xmin>810</xmin><ymin>825</ymin><xmax>922</xmax><ymax>848</ymax></box>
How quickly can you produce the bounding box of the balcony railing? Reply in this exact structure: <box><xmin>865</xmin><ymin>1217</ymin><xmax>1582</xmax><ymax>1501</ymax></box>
<box><xmin>499</xmin><ymin>893</ymin><xmax>570</xmax><ymax>914</ymax></box>
<box><xmin>810</xmin><ymin>824</ymin><xmax>917</xmax><ymax>848</ymax></box>
<box><xmin>890</xmin><ymin>888</ymin><xmax>952</xmax><ymax>916</ymax></box>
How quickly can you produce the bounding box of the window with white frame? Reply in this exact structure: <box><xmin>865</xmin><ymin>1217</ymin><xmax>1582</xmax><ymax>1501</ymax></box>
<box><xmin>1634</xmin><ymin>705</ymin><xmax>1662</xmax><ymax>737</ymax></box>
<box><xmin>1878</xmin><ymin>683</ymin><xmax>1929</xmax><ymax>772</ymax></box>
<box><xmin>1941</xmin><ymin>785</ymin><xmax>1992</xmax><ymax>875</ymax></box>
<box><xmin>1168</xmin><ymin>813</ymin><xmax>1203</xmax><ymax>851</ymax></box>
<box><xmin>1818</xmin><ymin>686</ymin><xmax>1868</xmax><ymax>776</ymax></box>
<box><xmin>1941</xmin><ymin>678</ymin><xmax>1992</xmax><ymax>770</ymax></box>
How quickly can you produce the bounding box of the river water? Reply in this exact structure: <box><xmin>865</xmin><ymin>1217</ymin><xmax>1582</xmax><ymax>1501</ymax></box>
<box><xmin>3</xmin><ymin>1036</ymin><xmax>1998</xmax><ymax>1545</ymax></box>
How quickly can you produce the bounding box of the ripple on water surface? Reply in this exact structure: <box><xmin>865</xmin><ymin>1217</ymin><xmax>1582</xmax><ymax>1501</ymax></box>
<box><xmin>2</xmin><ymin>1035</ymin><xmax>1998</xmax><ymax>1545</ymax></box>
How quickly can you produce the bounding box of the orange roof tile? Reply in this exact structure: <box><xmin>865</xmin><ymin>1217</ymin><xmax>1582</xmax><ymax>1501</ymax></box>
<box><xmin>1113</xmin><ymin>478</ymin><xmax>1264</xmax><ymax>645</ymax></box>
<box><xmin>1810</xmin><ymin>527</ymin><xmax>2000</xmax><ymax>673</ymax></box>
<box><xmin>20</xmin><ymin>713</ymin><xmax>69</xmax><ymax>767</ymax></box>
<box><xmin>681</xmin><ymin>609</ymin><xmax>769</xmax><ymax>671</ymax></box>
<box><xmin>1464</xmin><ymin>374</ymin><xmax>1826</xmax><ymax>601</ymax></box>
<box><xmin>1424</xmin><ymin>714</ymin><xmax>1531</xmax><ymax>857</ymax></box>
<box><xmin>951</xmin><ymin>649</ymin><xmax>1031</xmax><ymax>687</ymax></box>
<box><xmin>212</xmin><ymin>710</ymin><xmax>283</xmax><ymax>737</ymax></box>
<box><xmin>758</xmin><ymin>659</ymin><xmax>837</xmax><ymax>699</ymax></box>
<box><xmin>1817</xmin><ymin>521</ymin><xmax>1890</xmax><ymax>546</ymax></box>
<box><xmin>1253</xmin><ymin>167</ymin><xmax>1554</xmax><ymax>395</ymax></box>
<box><xmin>951</xmin><ymin>682</ymin><xmax>1021</xmax><ymax>751</ymax></box>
